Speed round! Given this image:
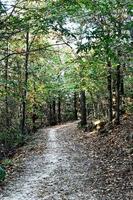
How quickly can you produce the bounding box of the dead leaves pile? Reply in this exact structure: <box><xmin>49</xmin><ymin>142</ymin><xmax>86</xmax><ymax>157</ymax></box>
<box><xmin>80</xmin><ymin>115</ymin><xmax>133</xmax><ymax>199</ymax></box>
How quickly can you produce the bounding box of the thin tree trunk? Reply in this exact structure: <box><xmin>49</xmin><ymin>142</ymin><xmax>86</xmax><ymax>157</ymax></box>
<box><xmin>115</xmin><ymin>20</ymin><xmax>122</xmax><ymax>124</ymax></box>
<box><xmin>52</xmin><ymin>99</ymin><xmax>57</xmax><ymax>125</ymax></box>
<box><xmin>32</xmin><ymin>111</ymin><xmax>37</xmax><ymax>133</ymax></box>
<box><xmin>80</xmin><ymin>90</ymin><xmax>87</xmax><ymax>126</ymax></box>
<box><xmin>74</xmin><ymin>92</ymin><xmax>78</xmax><ymax>120</ymax></box>
<box><xmin>5</xmin><ymin>45</ymin><xmax>9</xmax><ymax>128</ymax></box>
<box><xmin>116</xmin><ymin>64</ymin><xmax>121</xmax><ymax>125</ymax></box>
<box><xmin>32</xmin><ymin>80</ymin><xmax>36</xmax><ymax>132</ymax></box>
<box><xmin>21</xmin><ymin>31</ymin><xmax>29</xmax><ymax>134</ymax></box>
<box><xmin>121</xmin><ymin>64</ymin><xmax>124</xmax><ymax>96</ymax></box>
<box><xmin>58</xmin><ymin>96</ymin><xmax>61</xmax><ymax>124</ymax></box>
<box><xmin>16</xmin><ymin>60</ymin><xmax>22</xmax><ymax>120</ymax></box>
<box><xmin>49</xmin><ymin>103</ymin><xmax>52</xmax><ymax>126</ymax></box>
<box><xmin>89</xmin><ymin>92</ymin><xmax>97</xmax><ymax>118</ymax></box>
<box><xmin>120</xmin><ymin>63</ymin><xmax>125</xmax><ymax>114</ymax></box>
<box><xmin>107</xmin><ymin>60</ymin><xmax>113</xmax><ymax>122</ymax></box>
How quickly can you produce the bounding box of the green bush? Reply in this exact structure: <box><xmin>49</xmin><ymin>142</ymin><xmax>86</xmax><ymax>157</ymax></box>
<box><xmin>0</xmin><ymin>166</ymin><xmax>6</xmax><ymax>181</ymax></box>
<box><xmin>127</xmin><ymin>104</ymin><xmax>133</xmax><ymax>113</ymax></box>
<box><xmin>2</xmin><ymin>159</ymin><xmax>13</xmax><ymax>167</ymax></box>
<box><xmin>0</xmin><ymin>127</ymin><xmax>24</xmax><ymax>150</ymax></box>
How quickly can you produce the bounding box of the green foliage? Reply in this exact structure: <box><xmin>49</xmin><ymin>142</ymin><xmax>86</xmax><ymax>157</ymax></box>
<box><xmin>0</xmin><ymin>166</ymin><xmax>6</xmax><ymax>181</ymax></box>
<box><xmin>0</xmin><ymin>128</ymin><xmax>24</xmax><ymax>149</ymax></box>
<box><xmin>0</xmin><ymin>0</ymin><xmax>132</xmax><ymax>157</ymax></box>
<box><xmin>2</xmin><ymin>159</ymin><xmax>13</xmax><ymax>167</ymax></box>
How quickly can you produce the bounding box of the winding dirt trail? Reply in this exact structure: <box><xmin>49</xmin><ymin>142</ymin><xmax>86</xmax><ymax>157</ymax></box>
<box><xmin>0</xmin><ymin>123</ymin><xmax>97</xmax><ymax>200</ymax></box>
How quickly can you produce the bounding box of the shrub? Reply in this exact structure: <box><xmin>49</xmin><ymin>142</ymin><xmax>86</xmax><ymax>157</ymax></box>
<box><xmin>0</xmin><ymin>128</ymin><xmax>23</xmax><ymax>147</ymax></box>
<box><xmin>0</xmin><ymin>166</ymin><xmax>6</xmax><ymax>181</ymax></box>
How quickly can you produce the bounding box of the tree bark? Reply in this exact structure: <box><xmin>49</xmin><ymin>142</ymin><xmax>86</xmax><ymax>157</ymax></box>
<box><xmin>5</xmin><ymin>45</ymin><xmax>9</xmax><ymax>128</ymax></box>
<box><xmin>80</xmin><ymin>90</ymin><xmax>87</xmax><ymax>126</ymax></box>
<box><xmin>120</xmin><ymin>63</ymin><xmax>125</xmax><ymax>114</ymax></box>
<box><xmin>115</xmin><ymin>20</ymin><xmax>122</xmax><ymax>124</ymax></box>
<box><xmin>49</xmin><ymin>103</ymin><xmax>52</xmax><ymax>126</ymax></box>
<box><xmin>107</xmin><ymin>60</ymin><xmax>113</xmax><ymax>122</ymax></box>
<box><xmin>57</xmin><ymin>96</ymin><xmax>61</xmax><ymax>124</ymax></box>
<box><xmin>21</xmin><ymin>31</ymin><xmax>29</xmax><ymax>134</ymax></box>
<box><xmin>116</xmin><ymin>64</ymin><xmax>121</xmax><ymax>125</ymax></box>
<box><xmin>52</xmin><ymin>99</ymin><xmax>57</xmax><ymax>125</ymax></box>
<box><xmin>74</xmin><ymin>92</ymin><xmax>78</xmax><ymax>120</ymax></box>
<box><xmin>121</xmin><ymin>64</ymin><xmax>124</xmax><ymax>96</ymax></box>
<box><xmin>32</xmin><ymin>80</ymin><xmax>37</xmax><ymax>132</ymax></box>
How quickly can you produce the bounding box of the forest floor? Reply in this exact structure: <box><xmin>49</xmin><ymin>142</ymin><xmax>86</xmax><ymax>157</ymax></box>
<box><xmin>0</xmin><ymin>117</ymin><xmax>132</xmax><ymax>200</ymax></box>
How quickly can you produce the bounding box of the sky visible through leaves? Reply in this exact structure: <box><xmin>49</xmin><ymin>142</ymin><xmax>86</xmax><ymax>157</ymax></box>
<box><xmin>1</xmin><ymin>0</ymin><xmax>14</xmax><ymax>7</ymax></box>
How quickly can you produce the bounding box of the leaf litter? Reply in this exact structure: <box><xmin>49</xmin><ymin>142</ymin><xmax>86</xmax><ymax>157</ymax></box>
<box><xmin>0</xmin><ymin>118</ymin><xmax>132</xmax><ymax>200</ymax></box>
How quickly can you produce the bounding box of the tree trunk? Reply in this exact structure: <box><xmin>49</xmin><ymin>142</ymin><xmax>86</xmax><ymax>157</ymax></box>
<box><xmin>32</xmin><ymin>112</ymin><xmax>37</xmax><ymax>133</ymax></box>
<box><xmin>57</xmin><ymin>96</ymin><xmax>61</xmax><ymax>124</ymax></box>
<box><xmin>21</xmin><ymin>31</ymin><xmax>29</xmax><ymax>134</ymax></box>
<box><xmin>116</xmin><ymin>64</ymin><xmax>121</xmax><ymax>125</ymax></box>
<box><xmin>115</xmin><ymin>20</ymin><xmax>122</xmax><ymax>124</ymax></box>
<box><xmin>89</xmin><ymin>92</ymin><xmax>97</xmax><ymax>118</ymax></box>
<box><xmin>121</xmin><ymin>64</ymin><xmax>124</xmax><ymax>96</ymax></box>
<box><xmin>80</xmin><ymin>90</ymin><xmax>87</xmax><ymax>126</ymax></box>
<box><xmin>32</xmin><ymin>81</ymin><xmax>37</xmax><ymax>132</ymax></box>
<box><xmin>120</xmin><ymin>63</ymin><xmax>125</xmax><ymax>114</ymax></box>
<box><xmin>49</xmin><ymin>103</ymin><xmax>52</xmax><ymax>126</ymax></box>
<box><xmin>107</xmin><ymin>60</ymin><xmax>113</xmax><ymax>122</ymax></box>
<box><xmin>5</xmin><ymin>45</ymin><xmax>9</xmax><ymax>128</ymax></box>
<box><xmin>52</xmin><ymin>99</ymin><xmax>57</xmax><ymax>125</ymax></box>
<box><xmin>74</xmin><ymin>92</ymin><xmax>78</xmax><ymax>120</ymax></box>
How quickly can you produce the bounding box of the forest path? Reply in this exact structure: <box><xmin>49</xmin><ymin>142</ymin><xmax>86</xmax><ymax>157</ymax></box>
<box><xmin>0</xmin><ymin>122</ymin><xmax>97</xmax><ymax>200</ymax></box>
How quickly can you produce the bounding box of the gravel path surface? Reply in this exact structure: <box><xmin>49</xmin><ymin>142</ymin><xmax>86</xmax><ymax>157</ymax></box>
<box><xmin>1</xmin><ymin>122</ymin><xmax>132</xmax><ymax>200</ymax></box>
<box><xmin>0</xmin><ymin>123</ymin><xmax>97</xmax><ymax>200</ymax></box>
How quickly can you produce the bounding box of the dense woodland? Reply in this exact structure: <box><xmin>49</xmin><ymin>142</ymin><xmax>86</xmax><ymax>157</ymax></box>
<box><xmin>0</xmin><ymin>0</ymin><xmax>133</xmax><ymax>158</ymax></box>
